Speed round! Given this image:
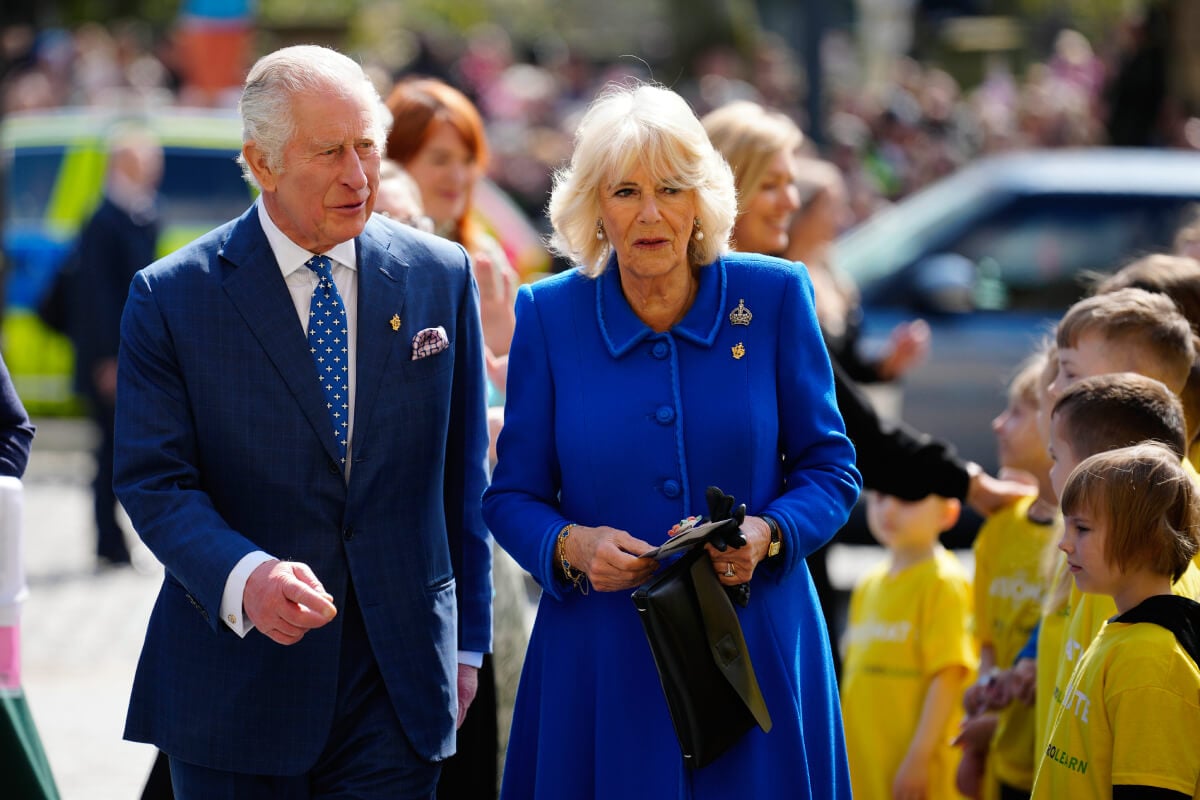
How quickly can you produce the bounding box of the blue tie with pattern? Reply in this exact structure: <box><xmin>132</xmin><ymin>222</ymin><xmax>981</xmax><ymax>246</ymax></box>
<box><xmin>305</xmin><ymin>255</ymin><xmax>349</xmax><ymax>466</ymax></box>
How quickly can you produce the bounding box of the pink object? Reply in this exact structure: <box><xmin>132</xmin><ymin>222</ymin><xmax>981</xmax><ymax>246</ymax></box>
<box><xmin>0</xmin><ymin>625</ymin><xmax>19</xmax><ymax>690</ymax></box>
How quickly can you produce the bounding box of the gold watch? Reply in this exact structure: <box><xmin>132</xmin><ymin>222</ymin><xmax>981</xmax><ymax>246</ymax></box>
<box><xmin>763</xmin><ymin>515</ymin><xmax>782</xmax><ymax>558</ymax></box>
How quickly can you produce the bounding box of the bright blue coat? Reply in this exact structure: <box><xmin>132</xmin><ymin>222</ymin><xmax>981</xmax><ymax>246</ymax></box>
<box><xmin>483</xmin><ymin>253</ymin><xmax>862</xmax><ymax>799</ymax></box>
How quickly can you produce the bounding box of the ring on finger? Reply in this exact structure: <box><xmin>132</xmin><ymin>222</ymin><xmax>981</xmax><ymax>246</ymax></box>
<box><xmin>723</xmin><ymin>562</ymin><xmax>736</xmax><ymax>577</ymax></box>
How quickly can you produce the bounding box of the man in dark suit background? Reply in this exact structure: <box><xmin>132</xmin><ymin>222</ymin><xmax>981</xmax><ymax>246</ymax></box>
<box><xmin>113</xmin><ymin>45</ymin><xmax>492</xmax><ymax>798</ymax></box>
<box><xmin>68</xmin><ymin>124</ymin><xmax>162</xmax><ymax>567</ymax></box>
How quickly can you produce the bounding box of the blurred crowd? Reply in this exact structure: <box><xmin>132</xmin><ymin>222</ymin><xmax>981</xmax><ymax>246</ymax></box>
<box><xmin>2</xmin><ymin>9</ymin><xmax>1197</xmax><ymax>248</ymax></box>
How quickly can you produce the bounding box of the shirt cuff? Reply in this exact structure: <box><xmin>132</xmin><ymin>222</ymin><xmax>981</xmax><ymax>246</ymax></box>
<box><xmin>458</xmin><ymin>650</ymin><xmax>484</xmax><ymax>668</ymax></box>
<box><xmin>221</xmin><ymin>550</ymin><xmax>275</xmax><ymax>637</ymax></box>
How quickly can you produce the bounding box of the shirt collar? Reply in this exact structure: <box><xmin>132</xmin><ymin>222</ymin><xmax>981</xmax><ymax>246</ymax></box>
<box><xmin>256</xmin><ymin>198</ymin><xmax>358</xmax><ymax>277</ymax></box>
<box><xmin>596</xmin><ymin>253</ymin><xmax>726</xmax><ymax>357</ymax></box>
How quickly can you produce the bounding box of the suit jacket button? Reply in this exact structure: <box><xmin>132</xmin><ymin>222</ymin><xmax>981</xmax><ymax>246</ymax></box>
<box><xmin>328</xmin><ymin>459</ymin><xmax>340</xmax><ymax>475</ymax></box>
<box><xmin>343</xmin><ymin>526</ymin><xmax>355</xmax><ymax>541</ymax></box>
<box><xmin>662</xmin><ymin>480</ymin><xmax>681</xmax><ymax>499</ymax></box>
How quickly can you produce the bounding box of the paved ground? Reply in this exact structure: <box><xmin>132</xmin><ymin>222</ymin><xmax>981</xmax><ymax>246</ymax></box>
<box><xmin>19</xmin><ymin>418</ymin><xmax>160</xmax><ymax>800</ymax></box>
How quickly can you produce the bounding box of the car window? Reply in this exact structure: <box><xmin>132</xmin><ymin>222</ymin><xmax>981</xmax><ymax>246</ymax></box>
<box><xmin>159</xmin><ymin>147</ymin><xmax>251</xmax><ymax>229</ymax></box>
<box><xmin>4</xmin><ymin>148</ymin><xmax>64</xmax><ymax>227</ymax></box>
<box><xmin>835</xmin><ymin>166</ymin><xmax>996</xmax><ymax>287</ymax></box>
<box><xmin>947</xmin><ymin>193</ymin><xmax>1195</xmax><ymax>311</ymax></box>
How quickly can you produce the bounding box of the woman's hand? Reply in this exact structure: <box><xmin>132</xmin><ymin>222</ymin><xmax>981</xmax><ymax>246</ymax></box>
<box><xmin>562</xmin><ymin>524</ymin><xmax>658</xmax><ymax>592</ymax></box>
<box><xmin>704</xmin><ymin>515</ymin><xmax>772</xmax><ymax>585</ymax></box>
<box><xmin>472</xmin><ymin>249</ymin><xmax>518</xmax><ymax>357</ymax></box>
<box><xmin>965</xmin><ymin>464</ymin><xmax>1037</xmax><ymax>516</ymax></box>
<box><xmin>878</xmin><ymin>318</ymin><xmax>931</xmax><ymax>380</ymax></box>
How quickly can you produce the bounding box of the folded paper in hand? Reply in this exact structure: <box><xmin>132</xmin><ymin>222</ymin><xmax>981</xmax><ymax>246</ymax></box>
<box><xmin>640</xmin><ymin>519</ymin><xmax>730</xmax><ymax>561</ymax></box>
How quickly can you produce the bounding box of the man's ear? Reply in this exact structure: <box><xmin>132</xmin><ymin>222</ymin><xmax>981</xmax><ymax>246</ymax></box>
<box><xmin>243</xmin><ymin>142</ymin><xmax>277</xmax><ymax>192</ymax></box>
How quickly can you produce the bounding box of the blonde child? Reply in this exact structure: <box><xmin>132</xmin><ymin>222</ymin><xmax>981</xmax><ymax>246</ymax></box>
<box><xmin>1048</xmin><ymin>287</ymin><xmax>1194</xmax><ymax>407</ymax></box>
<box><xmin>842</xmin><ymin>491</ymin><xmax>975</xmax><ymax>800</ymax></box>
<box><xmin>957</xmin><ymin>350</ymin><xmax>1059</xmax><ymax>800</ymax></box>
<box><xmin>1031</xmin><ymin>443</ymin><xmax>1200</xmax><ymax>799</ymax></box>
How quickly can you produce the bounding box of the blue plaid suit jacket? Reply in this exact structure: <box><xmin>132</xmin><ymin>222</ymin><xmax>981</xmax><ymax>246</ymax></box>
<box><xmin>114</xmin><ymin>206</ymin><xmax>492</xmax><ymax>774</ymax></box>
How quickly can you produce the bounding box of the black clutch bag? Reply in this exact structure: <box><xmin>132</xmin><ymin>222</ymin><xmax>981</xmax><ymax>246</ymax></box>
<box><xmin>632</xmin><ymin>544</ymin><xmax>773</xmax><ymax>768</ymax></box>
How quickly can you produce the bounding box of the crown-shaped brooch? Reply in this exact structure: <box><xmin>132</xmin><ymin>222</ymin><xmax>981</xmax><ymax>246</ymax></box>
<box><xmin>729</xmin><ymin>298</ymin><xmax>753</xmax><ymax>326</ymax></box>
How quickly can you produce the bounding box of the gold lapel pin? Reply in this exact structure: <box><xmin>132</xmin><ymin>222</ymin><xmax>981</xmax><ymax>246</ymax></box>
<box><xmin>390</xmin><ymin>314</ymin><xmax>401</xmax><ymax>331</ymax></box>
<box><xmin>729</xmin><ymin>299</ymin><xmax>752</xmax><ymax>326</ymax></box>
<box><xmin>732</xmin><ymin>342</ymin><xmax>745</xmax><ymax>360</ymax></box>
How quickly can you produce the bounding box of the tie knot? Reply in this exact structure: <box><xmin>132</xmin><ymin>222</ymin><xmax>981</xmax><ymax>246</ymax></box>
<box><xmin>306</xmin><ymin>255</ymin><xmax>335</xmax><ymax>280</ymax></box>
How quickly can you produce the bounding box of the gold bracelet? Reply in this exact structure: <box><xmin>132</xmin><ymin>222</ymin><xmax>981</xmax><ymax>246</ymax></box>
<box><xmin>556</xmin><ymin>523</ymin><xmax>589</xmax><ymax>594</ymax></box>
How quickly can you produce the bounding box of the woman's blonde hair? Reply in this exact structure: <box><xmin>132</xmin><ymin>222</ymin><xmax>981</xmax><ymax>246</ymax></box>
<box><xmin>701</xmin><ymin>100</ymin><xmax>803</xmax><ymax>217</ymax></box>
<box><xmin>547</xmin><ymin>82</ymin><xmax>736</xmax><ymax>277</ymax></box>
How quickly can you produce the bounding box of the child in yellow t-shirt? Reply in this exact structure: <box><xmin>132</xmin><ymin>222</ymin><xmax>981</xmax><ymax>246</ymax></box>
<box><xmin>1031</xmin><ymin>443</ymin><xmax>1200</xmax><ymax>799</ymax></box>
<box><xmin>842</xmin><ymin>491</ymin><xmax>975</xmax><ymax>800</ymax></box>
<box><xmin>957</xmin><ymin>350</ymin><xmax>1059</xmax><ymax>800</ymax></box>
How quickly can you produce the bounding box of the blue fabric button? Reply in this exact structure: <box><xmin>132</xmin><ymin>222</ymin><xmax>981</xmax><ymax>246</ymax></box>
<box><xmin>651</xmin><ymin>341</ymin><xmax>669</xmax><ymax>359</ymax></box>
<box><xmin>655</xmin><ymin>406</ymin><xmax>675</xmax><ymax>424</ymax></box>
<box><xmin>662</xmin><ymin>480</ymin><xmax>681</xmax><ymax>498</ymax></box>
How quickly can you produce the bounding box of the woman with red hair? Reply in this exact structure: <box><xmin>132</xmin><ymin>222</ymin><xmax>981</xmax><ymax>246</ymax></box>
<box><xmin>386</xmin><ymin>77</ymin><xmax>517</xmax><ymax>363</ymax></box>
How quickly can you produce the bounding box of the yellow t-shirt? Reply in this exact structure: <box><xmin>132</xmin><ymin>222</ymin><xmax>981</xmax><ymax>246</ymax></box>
<box><xmin>841</xmin><ymin>546</ymin><xmax>976</xmax><ymax>800</ymax></box>
<box><xmin>1048</xmin><ymin>560</ymin><xmax>1200</xmax><ymax>757</ymax></box>
<box><xmin>972</xmin><ymin>496</ymin><xmax>1059</xmax><ymax>791</ymax></box>
<box><xmin>1031</xmin><ymin>616</ymin><xmax>1200</xmax><ymax>799</ymax></box>
<box><xmin>1036</xmin><ymin>552</ymin><xmax>1072</xmax><ymax>759</ymax></box>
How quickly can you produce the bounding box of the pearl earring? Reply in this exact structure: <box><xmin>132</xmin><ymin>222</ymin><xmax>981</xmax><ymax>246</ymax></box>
<box><xmin>693</xmin><ymin>218</ymin><xmax>704</xmax><ymax>241</ymax></box>
<box><xmin>596</xmin><ymin>220</ymin><xmax>605</xmax><ymax>241</ymax></box>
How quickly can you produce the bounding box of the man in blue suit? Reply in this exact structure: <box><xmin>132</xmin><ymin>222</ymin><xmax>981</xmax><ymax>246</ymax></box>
<box><xmin>113</xmin><ymin>45</ymin><xmax>492</xmax><ymax>798</ymax></box>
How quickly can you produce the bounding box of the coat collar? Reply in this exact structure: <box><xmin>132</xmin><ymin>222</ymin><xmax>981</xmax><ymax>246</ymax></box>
<box><xmin>596</xmin><ymin>253</ymin><xmax>727</xmax><ymax>357</ymax></box>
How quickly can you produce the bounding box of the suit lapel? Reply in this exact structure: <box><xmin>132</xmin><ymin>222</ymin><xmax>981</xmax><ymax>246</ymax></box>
<box><xmin>219</xmin><ymin>208</ymin><xmax>345</xmax><ymax>466</ymax></box>
<box><xmin>352</xmin><ymin>220</ymin><xmax>410</xmax><ymax>452</ymax></box>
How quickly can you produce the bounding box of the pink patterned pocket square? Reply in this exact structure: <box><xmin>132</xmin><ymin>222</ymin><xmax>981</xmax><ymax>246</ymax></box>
<box><xmin>411</xmin><ymin>326</ymin><xmax>449</xmax><ymax>360</ymax></box>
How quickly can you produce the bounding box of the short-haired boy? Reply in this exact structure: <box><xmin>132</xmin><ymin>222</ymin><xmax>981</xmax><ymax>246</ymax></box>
<box><xmin>1031</xmin><ymin>443</ymin><xmax>1200</xmax><ymax>799</ymax></box>
<box><xmin>1050</xmin><ymin>287</ymin><xmax>1194</xmax><ymax>403</ymax></box>
<box><xmin>841</xmin><ymin>491</ymin><xmax>975</xmax><ymax>800</ymax></box>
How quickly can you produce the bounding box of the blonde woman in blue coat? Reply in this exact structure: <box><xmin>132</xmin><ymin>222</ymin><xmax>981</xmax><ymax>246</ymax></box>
<box><xmin>482</xmin><ymin>83</ymin><xmax>861</xmax><ymax>799</ymax></box>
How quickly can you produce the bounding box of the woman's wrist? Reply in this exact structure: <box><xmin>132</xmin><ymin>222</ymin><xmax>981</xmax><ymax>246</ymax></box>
<box><xmin>760</xmin><ymin>514</ymin><xmax>783</xmax><ymax>563</ymax></box>
<box><xmin>555</xmin><ymin>523</ymin><xmax>589</xmax><ymax>593</ymax></box>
